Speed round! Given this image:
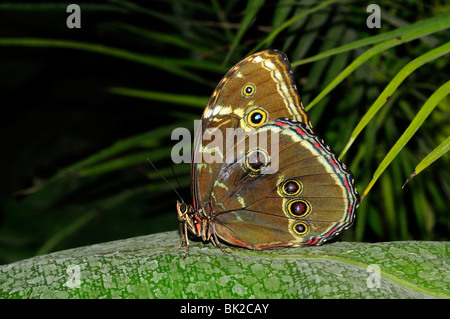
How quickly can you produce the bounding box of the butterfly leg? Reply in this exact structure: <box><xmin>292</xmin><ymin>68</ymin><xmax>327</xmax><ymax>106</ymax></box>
<box><xmin>182</xmin><ymin>222</ymin><xmax>190</xmax><ymax>259</ymax></box>
<box><xmin>176</xmin><ymin>223</ymin><xmax>184</xmax><ymax>250</ymax></box>
<box><xmin>175</xmin><ymin>222</ymin><xmax>190</xmax><ymax>258</ymax></box>
<box><xmin>211</xmin><ymin>230</ymin><xmax>231</xmax><ymax>255</ymax></box>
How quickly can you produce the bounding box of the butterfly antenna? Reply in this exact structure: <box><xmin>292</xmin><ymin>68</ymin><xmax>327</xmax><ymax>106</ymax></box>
<box><xmin>146</xmin><ymin>158</ymin><xmax>184</xmax><ymax>203</ymax></box>
<box><xmin>170</xmin><ymin>164</ymin><xmax>182</xmax><ymax>190</ymax></box>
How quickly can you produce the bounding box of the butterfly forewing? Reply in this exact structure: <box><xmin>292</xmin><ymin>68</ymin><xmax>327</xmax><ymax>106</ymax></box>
<box><xmin>192</xmin><ymin>50</ymin><xmax>311</xmax><ymax>209</ymax></box>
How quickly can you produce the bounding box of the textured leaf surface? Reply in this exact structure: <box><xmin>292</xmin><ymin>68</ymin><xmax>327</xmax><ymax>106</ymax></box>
<box><xmin>0</xmin><ymin>231</ymin><xmax>448</xmax><ymax>299</ymax></box>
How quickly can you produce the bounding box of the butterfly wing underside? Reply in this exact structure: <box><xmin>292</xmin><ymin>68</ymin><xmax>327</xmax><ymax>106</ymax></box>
<box><xmin>211</xmin><ymin>119</ymin><xmax>359</xmax><ymax>248</ymax></box>
<box><xmin>187</xmin><ymin>49</ymin><xmax>359</xmax><ymax>250</ymax></box>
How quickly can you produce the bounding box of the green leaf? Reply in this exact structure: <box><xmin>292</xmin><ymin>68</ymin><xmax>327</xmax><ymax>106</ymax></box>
<box><xmin>223</xmin><ymin>0</ymin><xmax>265</xmax><ymax>65</ymax></box>
<box><xmin>403</xmin><ymin>135</ymin><xmax>450</xmax><ymax>188</ymax></box>
<box><xmin>341</xmin><ymin>42</ymin><xmax>450</xmax><ymax>158</ymax></box>
<box><xmin>0</xmin><ymin>38</ymin><xmax>210</xmax><ymax>85</ymax></box>
<box><xmin>292</xmin><ymin>11</ymin><xmax>450</xmax><ymax>67</ymax></box>
<box><xmin>1</xmin><ymin>232</ymin><xmax>448</xmax><ymax>298</ymax></box>
<box><xmin>250</xmin><ymin>0</ymin><xmax>338</xmax><ymax>54</ymax></box>
<box><xmin>362</xmin><ymin>80</ymin><xmax>450</xmax><ymax>199</ymax></box>
<box><xmin>113</xmin><ymin>23</ymin><xmax>208</xmax><ymax>52</ymax></box>
<box><xmin>108</xmin><ymin>87</ymin><xmax>208</xmax><ymax>108</ymax></box>
<box><xmin>303</xmin><ymin>14</ymin><xmax>450</xmax><ymax>112</ymax></box>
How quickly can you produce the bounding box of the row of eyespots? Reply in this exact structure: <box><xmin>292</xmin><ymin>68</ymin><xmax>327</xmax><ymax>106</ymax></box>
<box><xmin>241</xmin><ymin>83</ymin><xmax>269</xmax><ymax>128</ymax></box>
<box><xmin>244</xmin><ymin>152</ymin><xmax>311</xmax><ymax>235</ymax></box>
<box><xmin>241</xmin><ymin>83</ymin><xmax>309</xmax><ymax>236</ymax></box>
<box><xmin>279</xmin><ymin>179</ymin><xmax>311</xmax><ymax>235</ymax></box>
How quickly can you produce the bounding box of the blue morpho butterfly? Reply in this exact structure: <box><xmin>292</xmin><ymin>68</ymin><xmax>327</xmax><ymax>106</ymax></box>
<box><xmin>176</xmin><ymin>49</ymin><xmax>359</xmax><ymax>258</ymax></box>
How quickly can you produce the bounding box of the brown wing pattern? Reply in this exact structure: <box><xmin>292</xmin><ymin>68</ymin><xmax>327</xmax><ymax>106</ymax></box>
<box><xmin>192</xmin><ymin>50</ymin><xmax>310</xmax><ymax>211</ymax></box>
<box><xmin>211</xmin><ymin>118</ymin><xmax>359</xmax><ymax>249</ymax></box>
<box><xmin>186</xmin><ymin>50</ymin><xmax>358</xmax><ymax>251</ymax></box>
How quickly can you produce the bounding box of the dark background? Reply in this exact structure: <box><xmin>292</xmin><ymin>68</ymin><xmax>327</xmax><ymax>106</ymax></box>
<box><xmin>0</xmin><ymin>1</ymin><xmax>448</xmax><ymax>264</ymax></box>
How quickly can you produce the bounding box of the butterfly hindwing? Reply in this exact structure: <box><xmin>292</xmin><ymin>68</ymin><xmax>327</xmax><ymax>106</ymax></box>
<box><xmin>211</xmin><ymin>118</ymin><xmax>359</xmax><ymax>249</ymax></box>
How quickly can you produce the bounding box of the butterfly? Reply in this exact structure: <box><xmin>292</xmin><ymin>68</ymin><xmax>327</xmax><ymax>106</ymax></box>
<box><xmin>176</xmin><ymin>49</ymin><xmax>359</xmax><ymax>258</ymax></box>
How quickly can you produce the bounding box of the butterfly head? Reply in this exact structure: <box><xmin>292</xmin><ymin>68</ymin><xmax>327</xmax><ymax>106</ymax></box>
<box><xmin>176</xmin><ymin>201</ymin><xmax>211</xmax><ymax>241</ymax></box>
<box><xmin>176</xmin><ymin>200</ymin><xmax>191</xmax><ymax>220</ymax></box>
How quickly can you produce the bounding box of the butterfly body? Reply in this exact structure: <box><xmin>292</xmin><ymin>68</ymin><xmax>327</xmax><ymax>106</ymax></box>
<box><xmin>177</xmin><ymin>50</ymin><xmax>359</xmax><ymax>257</ymax></box>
